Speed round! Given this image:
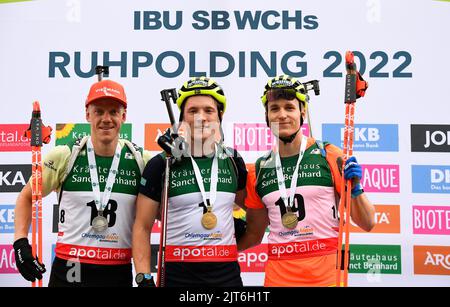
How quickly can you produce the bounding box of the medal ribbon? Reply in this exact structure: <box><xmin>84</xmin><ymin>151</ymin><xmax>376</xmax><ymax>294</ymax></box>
<box><xmin>274</xmin><ymin>135</ymin><xmax>307</xmax><ymax>209</ymax></box>
<box><xmin>87</xmin><ymin>137</ymin><xmax>121</xmax><ymax>214</ymax></box>
<box><xmin>189</xmin><ymin>143</ymin><xmax>219</xmax><ymax>209</ymax></box>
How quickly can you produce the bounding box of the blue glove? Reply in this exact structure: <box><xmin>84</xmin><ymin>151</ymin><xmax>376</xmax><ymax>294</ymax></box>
<box><xmin>344</xmin><ymin>156</ymin><xmax>364</xmax><ymax>198</ymax></box>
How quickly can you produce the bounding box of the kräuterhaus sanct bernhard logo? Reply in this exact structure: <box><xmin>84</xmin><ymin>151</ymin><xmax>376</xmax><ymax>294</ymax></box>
<box><xmin>412</xmin><ymin>165</ymin><xmax>450</xmax><ymax>194</ymax></box>
<box><xmin>411</xmin><ymin>124</ymin><xmax>450</xmax><ymax>152</ymax></box>
<box><xmin>348</xmin><ymin>244</ymin><xmax>401</xmax><ymax>274</ymax></box>
<box><xmin>55</xmin><ymin>123</ymin><xmax>132</xmax><ymax>146</ymax></box>
<box><xmin>322</xmin><ymin>124</ymin><xmax>398</xmax><ymax>152</ymax></box>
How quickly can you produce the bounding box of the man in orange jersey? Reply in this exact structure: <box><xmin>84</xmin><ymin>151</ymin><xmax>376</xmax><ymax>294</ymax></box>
<box><xmin>239</xmin><ymin>75</ymin><xmax>375</xmax><ymax>286</ymax></box>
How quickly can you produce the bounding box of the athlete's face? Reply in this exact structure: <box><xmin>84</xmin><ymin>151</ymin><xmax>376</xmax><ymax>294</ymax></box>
<box><xmin>181</xmin><ymin>95</ymin><xmax>222</xmax><ymax>145</ymax></box>
<box><xmin>266</xmin><ymin>98</ymin><xmax>305</xmax><ymax>138</ymax></box>
<box><xmin>86</xmin><ymin>99</ymin><xmax>126</xmax><ymax>145</ymax></box>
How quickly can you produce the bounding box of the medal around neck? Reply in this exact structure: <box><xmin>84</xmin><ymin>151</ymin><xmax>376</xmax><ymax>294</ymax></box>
<box><xmin>201</xmin><ymin>207</ymin><xmax>217</xmax><ymax>230</ymax></box>
<box><xmin>282</xmin><ymin>211</ymin><xmax>298</xmax><ymax>229</ymax></box>
<box><xmin>86</xmin><ymin>138</ymin><xmax>120</xmax><ymax>233</ymax></box>
<box><xmin>92</xmin><ymin>212</ymin><xmax>108</xmax><ymax>232</ymax></box>
<box><xmin>190</xmin><ymin>144</ymin><xmax>220</xmax><ymax>230</ymax></box>
<box><xmin>275</xmin><ymin>135</ymin><xmax>307</xmax><ymax>230</ymax></box>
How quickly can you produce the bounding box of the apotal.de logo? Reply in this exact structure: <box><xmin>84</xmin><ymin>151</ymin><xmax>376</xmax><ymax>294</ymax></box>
<box><xmin>238</xmin><ymin>244</ymin><xmax>268</xmax><ymax>272</ymax></box>
<box><xmin>414</xmin><ymin>245</ymin><xmax>450</xmax><ymax>275</ymax></box>
<box><xmin>0</xmin><ymin>124</ymin><xmax>30</xmax><ymax>152</ymax></box>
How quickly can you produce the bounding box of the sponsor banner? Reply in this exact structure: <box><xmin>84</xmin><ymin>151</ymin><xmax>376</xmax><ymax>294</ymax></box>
<box><xmin>144</xmin><ymin>123</ymin><xmax>171</xmax><ymax>151</ymax></box>
<box><xmin>0</xmin><ymin>164</ymin><xmax>31</xmax><ymax>193</ymax></box>
<box><xmin>322</xmin><ymin>124</ymin><xmax>398</xmax><ymax>152</ymax></box>
<box><xmin>349</xmin><ymin>244</ymin><xmax>401</xmax><ymax>274</ymax></box>
<box><xmin>413</xmin><ymin>205</ymin><xmax>450</xmax><ymax>235</ymax></box>
<box><xmin>238</xmin><ymin>243</ymin><xmax>268</xmax><ymax>272</ymax></box>
<box><xmin>233</xmin><ymin>123</ymin><xmax>275</xmax><ymax>152</ymax></box>
<box><xmin>350</xmin><ymin>205</ymin><xmax>400</xmax><ymax>233</ymax></box>
<box><xmin>411</xmin><ymin>124</ymin><xmax>450</xmax><ymax>152</ymax></box>
<box><xmin>0</xmin><ymin>124</ymin><xmax>31</xmax><ymax>152</ymax></box>
<box><xmin>55</xmin><ymin>243</ymin><xmax>131</xmax><ymax>265</ymax></box>
<box><xmin>165</xmin><ymin>245</ymin><xmax>237</xmax><ymax>262</ymax></box>
<box><xmin>233</xmin><ymin>123</ymin><xmax>309</xmax><ymax>152</ymax></box>
<box><xmin>414</xmin><ymin>245</ymin><xmax>450</xmax><ymax>276</ymax></box>
<box><xmin>55</xmin><ymin>123</ymin><xmax>132</xmax><ymax>145</ymax></box>
<box><xmin>412</xmin><ymin>165</ymin><xmax>450</xmax><ymax>194</ymax></box>
<box><xmin>361</xmin><ymin>164</ymin><xmax>400</xmax><ymax>193</ymax></box>
<box><xmin>151</xmin><ymin>219</ymin><xmax>162</xmax><ymax>234</ymax></box>
<box><xmin>0</xmin><ymin>245</ymin><xmax>18</xmax><ymax>274</ymax></box>
<box><xmin>268</xmin><ymin>238</ymin><xmax>337</xmax><ymax>260</ymax></box>
<box><xmin>0</xmin><ymin>205</ymin><xmax>16</xmax><ymax>233</ymax></box>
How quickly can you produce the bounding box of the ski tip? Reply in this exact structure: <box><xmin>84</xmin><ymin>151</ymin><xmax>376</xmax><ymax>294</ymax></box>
<box><xmin>345</xmin><ymin>51</ymin><xmax>354</xmax><ymax>65</ymax></box>
<box><xmin>32</xmin><ymin>101</ymin><xmax>41</xmax><ymax>112</ymax></box>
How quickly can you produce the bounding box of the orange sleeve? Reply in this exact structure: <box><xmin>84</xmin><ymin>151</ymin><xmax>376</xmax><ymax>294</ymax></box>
<box><xmin>324</xmin><ymin>144</ymin><xmax>344</xmax><ymax>197</ymax></box>
<box><xmin>245</xmin><ymin>163</ymin><xmax>265</xmax><ymax>209</ymax></box>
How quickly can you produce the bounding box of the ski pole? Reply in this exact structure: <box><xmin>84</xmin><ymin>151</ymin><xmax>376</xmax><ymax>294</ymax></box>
<box><xmin>24</xmin><ymin>101</ymin><xmax>52</xmax><ymax>287</ymax></box>
<box><xmin>95</xmin><ymin>65</ymin><xmax>109</xmax><ymax>82</ymax></box>
<box><xmin>336</xmin><ymin>51</ymin><xmax>368</xmax><ymax>287</ymax></box>
<box><xmin>156</xmin><ymin>88</ymin><xmax>179</xmax><ymax>287</ymax></box>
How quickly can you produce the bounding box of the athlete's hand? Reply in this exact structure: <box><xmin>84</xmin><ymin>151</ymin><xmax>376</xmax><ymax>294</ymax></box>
<box><xmin>157</xmin><ymin>128</ymin><xmax>176</xmax><ymax>155</ymax></box>
<box><xmin>157</xmin><ymin>128</ymin><xmax>188</xmax><ymax>159</ymax></box>
<box><xmin>344</xmin><ymin>156</ymin><xmax>365</xmax><ymax>198</ymax></box>
<box><xmin>13</xmin><ymin>238</ymin><xmax>46</xmax><ymax>282</ymax></box>
<box><xmin>344</xmin><ymin>156</ymin><xmax>362</xmax><ymax>183</ymax></box>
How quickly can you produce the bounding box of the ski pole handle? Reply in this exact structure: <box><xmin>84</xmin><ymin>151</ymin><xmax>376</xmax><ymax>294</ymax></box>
<box><xmin>344</xmin><ymin>51</ymin><xmax>357</xmax><ymax>104</ymax></box>
<box><xmin>304</xmin><ymin>80</ymin><xmax>320</xmax><ymax>96</ymax></box>
<box><xmin>344</xmin><ymin>51</ymin><xmax>368</xmax><ymax>101</ymax></box>
<box><xmin>95</xmin><ymin>65</ymin><xmax>109</xmax><ymax>82</ymax></box>
<box><xmin>160</xmin><ymin>89</ymin><xmax>178</xmax><ymax>127</ymax></box>
<box><xmin>30</xmin><ymin>102</ymin><xmax>43</xmax><ymax>146</ymax></box>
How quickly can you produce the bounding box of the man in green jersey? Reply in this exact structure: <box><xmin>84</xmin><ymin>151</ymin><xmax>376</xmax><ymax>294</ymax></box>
<box><xmin>14</xmin><ymin>77</ymin><xmax>151</xmax><ymax>287</ymax></box>
<box><xmin>133</xmin><ymin>77</ymin><xmax>247</xmax><ymax>287</ymax></box>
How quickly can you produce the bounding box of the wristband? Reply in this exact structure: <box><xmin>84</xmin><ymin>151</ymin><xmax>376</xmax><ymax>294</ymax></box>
<box><xmin>351</xmin><ymin>183</ymin><xmax>364</xmax><ymax>198</ymax></box>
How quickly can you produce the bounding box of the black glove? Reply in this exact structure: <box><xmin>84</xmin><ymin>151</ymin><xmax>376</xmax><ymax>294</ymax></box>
<box><xmin>157</xmin><ymin>128</ymin><xmax>175</xmax><ymax>155</ymax></box>
<box><xmin>13</xmin><ymin>238</ymin><xmax>46</xmax><ymax>282</ymax></box>
<box><xmin>135</xmin><ymin>273</ymin><xmax>156</xmax><ymax>287</ymax></box>
<box><xmin>234</xmin><ymin>218</ymin><xmax>247</xmax><ymax>243</ymax></box>
<box><xmin>157</xmin><ymin>128</ymin><xmax>188</xmax><ymax>160</ymax></box>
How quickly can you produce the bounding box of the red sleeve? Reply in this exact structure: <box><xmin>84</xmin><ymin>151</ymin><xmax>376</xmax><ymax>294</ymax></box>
<box><xmin>245</xmin><ymin>163</ymin><xmax>265</xmax><ymax>209</ymax></box>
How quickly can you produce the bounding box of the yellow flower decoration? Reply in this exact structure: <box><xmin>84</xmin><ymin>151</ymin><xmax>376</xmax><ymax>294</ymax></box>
<box><xmin>233</xmin><ymin>204</ymin><xmax>246</xmax><ymax>219</ymax></box>
<box><xmin>56</xmin><ymin>123</ymin><xmax>75</xmax><ymax>139</ymax></box>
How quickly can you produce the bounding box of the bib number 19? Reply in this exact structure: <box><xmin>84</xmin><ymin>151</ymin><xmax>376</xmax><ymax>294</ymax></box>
<box><xmin>275</xmin><ymin>194</ymin><xmax>306</xmax><ymax>221</ymax></box>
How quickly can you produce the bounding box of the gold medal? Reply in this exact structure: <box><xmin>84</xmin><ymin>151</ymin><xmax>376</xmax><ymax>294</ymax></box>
<box><xmin>282</xmin><ymin>211</ymin><xmax>298</xmax><ymax>229</ymax></box>
<box><xmin>201</xmin><ymin>207</ymin><xmax>217</xmax><ymax>230</ymax></box>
